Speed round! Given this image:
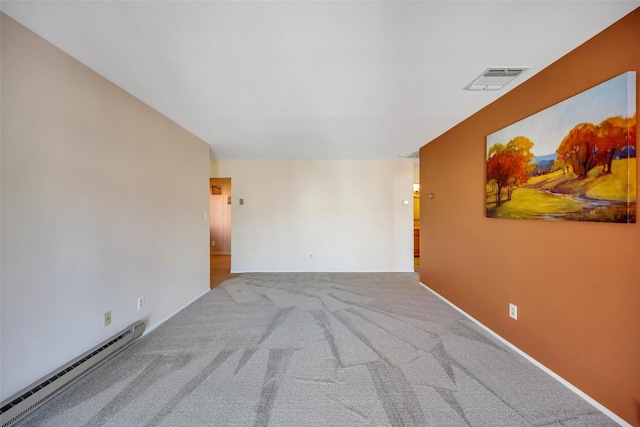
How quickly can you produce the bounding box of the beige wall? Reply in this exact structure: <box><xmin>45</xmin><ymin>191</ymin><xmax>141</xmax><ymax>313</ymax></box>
<box><xmin>211</xmin><ymin>159</ymin><xmax>415</xmax><ymax>272</ymax></box>
<box><xmin>1</xmin><ymin>14</ymin><xmax>210</xmax><ymax>399</ymax></box>
<box><xmin>420</xmin><ymin>9</ymin><xmax>639</xmax><ymax>426</ymax></box>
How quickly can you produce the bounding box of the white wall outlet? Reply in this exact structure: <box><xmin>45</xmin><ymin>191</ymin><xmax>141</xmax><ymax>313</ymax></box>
<box><xmin>137</xmin><ymin>296</ymin><xmax>145</xmax><ymax>311</ymax></box>
<box><xmin>309</xmin><ymin>252</ymin><xmax>313</xmax><ymax>258</ymax></box>
<box><xmin>104</xmin><ymin>311</ymin><xmax>112</xmax><ymax>326</ymax></box>
<box><xmin>509</xmin><ymin>303</ymin><xmax>518</xmax><ymax>320</ymax></box>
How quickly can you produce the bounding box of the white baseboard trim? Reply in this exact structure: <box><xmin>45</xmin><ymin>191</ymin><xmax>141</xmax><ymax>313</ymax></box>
<box><xmin>141</xmin><ymin>288</ymin><xmax>210</xmax><ymax>337</ymax></box>
<box><xmin>418</xmin><ymin>281</ymin><xmax>631</xmax><ymax>427</ymax></box>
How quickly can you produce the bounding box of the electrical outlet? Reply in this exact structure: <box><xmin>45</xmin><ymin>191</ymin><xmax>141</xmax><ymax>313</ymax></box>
<box><xmin>309</xmin><ymin>252</ymin><xmax>313</xmax><ymax>258</ymax></box>
<box><xmin>212</xmin><ymin>241</ymin><xmax>215</xmax><ymax>246</ymax></box>
<box><xmin>137</xmin><ymin>297</ymin><xmax>145</xmax><ymax>311</ymax></box>
<box><xmin>509</xmin><ymin>303</ymin><xmax>518</xmax><ymax>320</ymax></box>
<box><xmin>104</xmin><ymin>311</ymin><xmax>112</xmax><ymax>326</ymax></box>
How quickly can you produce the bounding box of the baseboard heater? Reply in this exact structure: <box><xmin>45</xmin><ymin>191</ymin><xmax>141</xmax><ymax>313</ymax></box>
<box><xmin>0</xmin><ymin>321</ymin><xmax>145</xmax><ymax>427</ymax></box>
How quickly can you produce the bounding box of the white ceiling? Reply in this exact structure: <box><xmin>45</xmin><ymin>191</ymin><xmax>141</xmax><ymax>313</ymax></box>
<box><xmin>2</xmin><ymin>1</ymin><xmax>638</xmax><ymax>160</ymax></box>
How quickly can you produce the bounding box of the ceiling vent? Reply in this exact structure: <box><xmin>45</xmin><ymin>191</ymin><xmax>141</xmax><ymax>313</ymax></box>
<box><xmin>403</xmin><ymin>151</ymin><xmax>420</xmax><ymax>159</ymax></box>
<box><xmin>405</xmin><ymin>151</ymin><xmax>420</xmax><ymax>159</ymax></box>
<box><xmin>464</xmin><ymin>67</ymin><xmax>530</xmax><ymax>91</ymax></box>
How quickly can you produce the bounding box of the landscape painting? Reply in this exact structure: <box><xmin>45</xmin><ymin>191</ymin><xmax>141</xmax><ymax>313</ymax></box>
<box><xmin>486</xmin><ymin>72</ymin><xmax>636</xmax><ymax>223</ymax></box>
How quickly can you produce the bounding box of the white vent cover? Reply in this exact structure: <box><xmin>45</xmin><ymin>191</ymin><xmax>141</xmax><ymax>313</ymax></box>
<box><xmin>0</xmin><ymin>321</ymin><xmax>145</xmax><ymax>427</ymax></box>
<box><xmin>464</xmin><ymin>67</ymin><xmax>530</xmax><ymax>91</ymax></box>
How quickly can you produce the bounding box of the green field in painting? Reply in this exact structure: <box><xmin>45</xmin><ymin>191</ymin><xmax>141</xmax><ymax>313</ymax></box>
<box><xmin>487</xmin><ymin>158</ymin><xmax>636</xmax><ymax>220</ymax></box>
<box><xmin>526</xmin><ymin>158</ymin><xmax>636</xmax><ymax>201</ymax></box>
<box><xmin>488</xmin><ymin>188</ymin><xmax>584</xmax><ymax>219</ymax></box>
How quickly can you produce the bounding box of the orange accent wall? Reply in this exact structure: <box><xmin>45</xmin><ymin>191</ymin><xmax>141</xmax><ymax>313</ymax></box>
<box><xmin>420</xmin><ymin>8</ymin><xmax>639</xmax><ymax>426</ymax></box>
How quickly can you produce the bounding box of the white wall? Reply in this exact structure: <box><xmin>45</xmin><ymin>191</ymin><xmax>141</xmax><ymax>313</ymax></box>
<box><xmin>1</xmin><ymin>15</ymin><xmax>210</xmax><ymax>399</ymax></box>
<box><xmin>211</xmin><ymin>160</ymin><xmax>414</xmax><ymax>272</ymax></box>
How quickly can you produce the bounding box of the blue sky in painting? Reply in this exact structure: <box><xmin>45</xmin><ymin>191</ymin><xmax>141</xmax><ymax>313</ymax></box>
<box><xmin>487</xmin><ymin>72</ymin><xmax>636</xmax><ymax>157</ymax></box>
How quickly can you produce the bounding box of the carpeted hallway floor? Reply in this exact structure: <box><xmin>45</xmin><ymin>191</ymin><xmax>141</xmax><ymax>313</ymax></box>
<box><xmin>17</xmin><ymin>273</ymin><xmax>616</xmax><ymax>426</ymax></box>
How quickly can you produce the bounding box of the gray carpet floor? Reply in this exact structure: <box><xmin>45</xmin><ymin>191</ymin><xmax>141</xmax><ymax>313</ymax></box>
<box><xmin>17</xmin><ymin>273</ymin><xmax>616</xmax><ymax>426</ymax></box>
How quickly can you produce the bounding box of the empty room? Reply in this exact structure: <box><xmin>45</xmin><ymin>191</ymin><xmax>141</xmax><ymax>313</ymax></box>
<box><xmin>1</xmin><ymin>1</ymin><xmax>639</xmax><ymax>426</ymax></box>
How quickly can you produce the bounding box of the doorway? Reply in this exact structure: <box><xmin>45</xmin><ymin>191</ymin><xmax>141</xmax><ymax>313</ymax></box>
<box><xmin>209</xmin><ymin>178</ymin><xmax>237</xmax><ymax>288</ymax></box>
<box><xmin>413</xmin><ymin>161</ymin><xmax>420</xmax><ymax>273</ymax></box>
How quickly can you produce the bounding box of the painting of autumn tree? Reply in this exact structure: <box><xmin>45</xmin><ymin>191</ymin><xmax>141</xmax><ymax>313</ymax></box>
<box><xmin>486</xmin><ymin>72</ymin><xmax>636</xmax><ymax>223</ymax></box>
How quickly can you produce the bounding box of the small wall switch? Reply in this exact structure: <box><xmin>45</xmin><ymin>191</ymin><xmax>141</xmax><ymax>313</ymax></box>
<box><xmin>137</xmin><ymin>297</ymin><xmax>145</xmax><ymax>311</ymax></box>
<box><xmin>104</xmin><ymin>311</ymin><xmax>112</xmax><ymax>326</ymax></box>
<box><xmin>509</xmin><ymin>303</ymin><xmax>518</xmax><ymax>320</ymax></box>
<box><xmin>239</xmin><ymin>198</ymin><xmax>244</xmax><ymax>205</ymax></box>
<box><xmin>212</xmin><ymin>241</ymin><xmax>215</xmax><ymax>246</ymax></box>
